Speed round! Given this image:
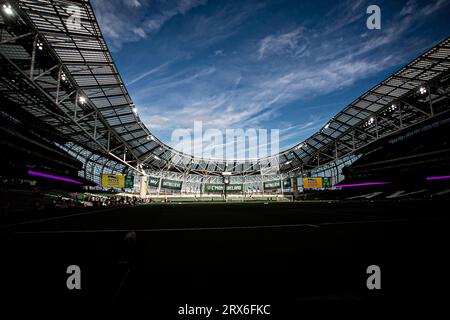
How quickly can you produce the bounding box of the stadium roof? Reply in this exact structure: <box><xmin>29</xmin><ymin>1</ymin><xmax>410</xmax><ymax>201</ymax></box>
<box><xmin>1</xmin><ymin>0</ymin><xmax>449</xmax><ymax>177</ymax></box>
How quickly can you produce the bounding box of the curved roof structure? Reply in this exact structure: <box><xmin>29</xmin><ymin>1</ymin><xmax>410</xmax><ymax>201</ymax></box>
<box><xmin>1</xmin><ymin>0</ymin><xmax>450</xmax><ymax>177</ymax></box>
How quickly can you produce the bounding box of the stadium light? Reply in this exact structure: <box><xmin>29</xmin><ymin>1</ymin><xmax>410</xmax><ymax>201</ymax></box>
<box><xmin>419</xmin><ymin>86</ymin><xmax>427</xmax><ymax>95</ymax></box>
<box><xmin>79</xmin><ymin>96</ymin><xmax>86</xmax><ymax>104</ymax></box>
<box><xmin>2</xmin><ymin>4</ymin><xmax>13</xmax><ymax>15</ymax></box>
<box><xmin>324</xmin><ymin>123</ymin><xmax>330</xmax><ymax>129</ymax></box>
<box><xmin>37</xmin><ymin>41</ymin><xmax>43</xmax><ymax>50</ymax></box>
<box><xmin>61</xmin><ymin>73</ymin><xmax>67</xmax><ymax>81</ymax></box>
<box><xmin>132</xmin><ymin>107</ymin><xmax>138</xmax><ymax>114</ymax></box>
<box><xmin>365</xmin><ymin>117</ymin><xmax>375</xmax><ymax>126</ymax></box>
<box><xmin>296</xmin><ymin>143</ymin><xmax>305</xmax><ymax>150</ymax></box>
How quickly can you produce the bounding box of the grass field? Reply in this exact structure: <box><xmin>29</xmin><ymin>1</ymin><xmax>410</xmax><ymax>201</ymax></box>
<box><xmin>1</xmin><ymin>200</ymin><xmax>449</xmax><ymax>301</ymax></box>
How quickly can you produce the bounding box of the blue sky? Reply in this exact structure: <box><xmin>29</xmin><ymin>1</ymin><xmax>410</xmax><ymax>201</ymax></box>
<box><xmin>93</xmin><ymin>0</ymin><xmax>450</xmax><ymax>152</ymax></box>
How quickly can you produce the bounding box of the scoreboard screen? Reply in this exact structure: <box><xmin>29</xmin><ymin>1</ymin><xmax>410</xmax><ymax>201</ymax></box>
<box><xmin>303</xmin><ymin>177</ymin><xmax>323</xmax><ymax>189</ymax></box>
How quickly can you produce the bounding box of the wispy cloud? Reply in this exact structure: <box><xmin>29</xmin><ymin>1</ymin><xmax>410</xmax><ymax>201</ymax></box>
<box><xmin>127</xmin><ymin>0</ymin><xmax>142</xmax><ymax>8</ymax></box>
<box><xmin>127</xmin><ymin>60</ymin><xmax>174</xmax><ymax>86</ymax></box>
<box><xmin>258</xmin><ymin>27</ymin><xmax>308</xmax><ymax>59</ymax></box>
<box><xmin>92</xmin><ymin>0</ymin><xmax>208</xmax><ymax>51</ymax></box>
<box><xmin>100</xmin><ymin>0</ymin><xmax>450</xmax><ymax>152</ymax></box>
<box><xmin>135</xmin><ymin>53</ymin><xmax>387</xmax><ymax>148</ymax></box>
<box><xmin>356</xmin><ymin>0</ymin><xmax>450</xmax><ymax>56</ymax></box>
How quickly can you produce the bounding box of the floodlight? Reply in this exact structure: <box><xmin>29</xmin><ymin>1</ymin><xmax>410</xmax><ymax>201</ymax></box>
<box><xmin>79</xmin><ymin>96</ymin><xmax>86</xmax><ymax>104</ymax></box>
<box><xmin>2</xmin><ymin>4</ymin><xmax>13</xmax><ymax>15</ymax></box>
<box><xmin>365</xmin><ymin>117</ymin><xmax>375</xmax><ymax>127</ymax></box>
<box><xmin>419</xmin><ymin>86</ymin><xmax>427</xmax><ymax>95</ymax></box>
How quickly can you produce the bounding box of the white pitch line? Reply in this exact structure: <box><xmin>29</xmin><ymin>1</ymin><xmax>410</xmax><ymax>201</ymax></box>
<box><xmin>3</xmin><ymin>223</ymin><xmax>320</xmax><ymax>234</ymax></box>
<box><xmin>0</xmin><ymin>206</ymin><xmax>125</xmax><ymax>228</ymax></box>
<box><xmin>2</xmin><ymin>216</ymin><xmax>448</xmax><ymax>235</ymax></box>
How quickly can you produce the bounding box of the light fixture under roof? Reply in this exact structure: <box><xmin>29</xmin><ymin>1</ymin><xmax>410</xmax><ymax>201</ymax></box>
<box><xmin>79</xmin><ymin>96</ymin><xmax>86</xmax><ymax>104</ymax></box>
<box><xmin>386</xmin><ymin>104</ymin><xmax>397</xmax><ymax>113</ymax></box>
<box><xmin>419</xmin><ymin>86</ymin><xmax>427</xmax><ymax>95</ymax></box>
<box><xmin>295</xmin><ymin>143</ymin><xmax>305</xmax><ymax>150</ymax></box>
<box><xmin>132</xmin><ymin>107</ymin><xmax>138</xmax><ymax>114</ymax></box>
<box><xmin>365</xmin><ymin>117</ymin><xmax>375</xmax><ymax>126</ymax></box>
<box><xmin>2</xmin><ymin>4</ymin><xmax>13</xmax><ymax>15</ymax></box>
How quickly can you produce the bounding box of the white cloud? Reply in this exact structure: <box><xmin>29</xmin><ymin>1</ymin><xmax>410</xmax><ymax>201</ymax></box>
<box><xmin>258</xmin><ymin>27</ymin><xmax>308</xmax><ymax>59</ymax></box>
<box><xmin>400</xmin><ymin>0</ymin><xmax>417</xmax><ymax>16</ymax></box>
<box><xmin>132</xmin><ymin>27</ymin><xmax>146</xmax><ymax>38</ymax></box>
<box><xmin>418</xmin><ymin>0</ymin><xmax>449</xmax><ymax>16</ymax></box>
<box><xmin>93</xmin><ymin>0</ymin><xmax>208</xmax><ymax>51</ymax></box>
<box><xmin>134</xmin><ymin>67</ymin><xmax>216</xmax><ymax>92</ymax></box>
<box><xmin>141</xmin><ymin>0</ymin><xmax>208</xmax><ymax>33</ymax></box>
<box><xmin>141</xmin><ymin>114</ymin><xmax>170</xmax><ymax>129</ymax></box>
<box><xmin>117</xmin><ymin>0</ymin><xmax>450</xmax><ymax>151</ymax></box>
<box><xmin>127</xmin><ymin>60</ymin><xmax>174</xmax><ymax>86</ymax></box>
<box><xmin>127</xmin><ymin>0</ymin><xmax>141</xmax><ymax>8</ymax></box>
<box><xmin>137</xmin><ymin>54</ymin><xmax>387</xmax><ymax>146</ymax></box>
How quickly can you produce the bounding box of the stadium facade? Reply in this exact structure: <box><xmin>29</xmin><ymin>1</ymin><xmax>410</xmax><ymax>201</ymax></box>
<box><xmin>1</xmin><ymin>0</ymin><xmax>449</xmax><ymax>197</ymax></box>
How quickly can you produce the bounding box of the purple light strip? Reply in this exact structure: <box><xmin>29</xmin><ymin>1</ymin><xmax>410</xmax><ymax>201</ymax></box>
<box><xmin>28</xmin><ymin>170</ymin><xmax>83</xmax><ymax>185</ymax></box>
<box><xmin>333</xmin><ymin>182</ymin><xmax>391</xmax><ymax>188</ymax></box>
<box><xmin>426</xmin><ymin>175</ymin><xmax>450</xmax><ymax>181</ymax></box>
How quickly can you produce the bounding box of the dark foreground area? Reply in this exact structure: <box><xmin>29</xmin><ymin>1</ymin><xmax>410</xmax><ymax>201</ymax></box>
<box><xmin>0</xmin><ymin>200</ymin><xmax>449</xmax><ymax>306</ymax></box>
